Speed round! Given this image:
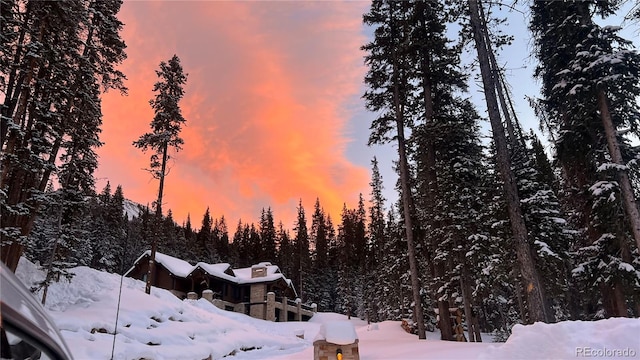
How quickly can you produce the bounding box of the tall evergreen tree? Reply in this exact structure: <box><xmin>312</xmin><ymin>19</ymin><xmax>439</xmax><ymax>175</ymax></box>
<box><xmin>259</xmin><ymin>208</ymin><xmax>277</xmax><ymax>262</ymax></box>
<box><xmin>1</xmin><ymin>0</ymin><xmax>127</xmax><ymax>272</ymax></box>
<box><xmin>276</xmin><ymin>221</ymin><xmax>294</xmax><ymax>286</ymax></box>
<box><xmin>366</xmin><ymin>158</ymin><xmax>386</xmax><ymax>323</ymax></box>
<box><xmin>248</xmin><ymin>223</ymin><xmax>262</xmax><ymax>265</ymax></box>
<box><xmin>213</xmin><ymin>216</ymin><xmax>230</xmax><ymax>262</ymax></box>
<box><xmin>133</xmin><ymin>54</ymin><xmax>187</xmax><ymax>294</ymax></box>
<box><xmin>362</xmin><ymin>0</ymin><xmax>427</xmax><ymax>338</ymax></box>
<box><xmin>307</xmin><ymin>198</ymin><xmax>328</xmax><ymax>308</ymax></box>
<box><xmin>293</xmin><ymin>200</ymin><xmax>310</xmax><ymax>302</ymax></box>
<box><xmin>530</xmin><ymin>0</ymin><xmax>640</xmax><ymax>318</ymax></box>
<box><xmin>466</xmin><ymin>0</ymin><xmax>548</xmax><ymax>323</ymax></box>
<box><xmin>196</xmin><ymin>207</ymin><xmax>212</xmax><ymax>262</ymax></box>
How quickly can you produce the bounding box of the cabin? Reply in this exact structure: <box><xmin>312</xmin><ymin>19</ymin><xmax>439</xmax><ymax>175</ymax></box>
<box><xmin>124</xmin><ymin>251</ymin><xmax>193</xmax><ymax>298</ymax></box>
<box><xmin>124</xmin><ymin>251</ymin><xmax>315</xmax><ymax>321</ymax></box>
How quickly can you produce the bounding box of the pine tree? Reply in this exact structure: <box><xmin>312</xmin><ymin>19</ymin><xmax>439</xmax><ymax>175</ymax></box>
<box><xmin>110</xmin><ymin>185</ymin><xmax>128</xmax><ymax>272</ymax></box>
<box><xmin>89</xmin><ymin>182</ymin><xmax>119</xmax><ymax>272</ymax></box>
<box><xmin>366</xmin><ymin>158</ymin><xmax>386</xmax><ymax>323</ymax></box>
<box><xmin>466</xmin><ymin>0</ymin><xmax>548</xmax><ymax>323</ymax></box>
<box><xmin>293</xmin><ymin>200</ymin><xmax>310</xmax><ymax>301</ymax></box>
<box><xmin>307</xmin><ymin>198</ymin><xmax>328</xmax><ymax>308</ymax></box>
<box><xmin>530</xmin><ymin>0</ymin><xmax>640</xmax><ymax>318</ymax></box>
<box><xmin>196</xmin><ymin>207</ymin><xmax>212</xmax><ymax>262</ymax></box>
<box><xmin>259</xmin><ymin>208</ymin><xmax>277</xmax><ymax>262</ymax></box>
<box><xmin>379</xmin><ymin>206</ymin><xmax>411</xmax><ymax>321</ymax></box>
<box><xmin>133</xmin><ymin>54</ymin><xmax>187</xmax><ymax>294</ymax></box>
<box><xmin>362</xmin><ymin>0</ymin><xmax>427</xmax><ymax>338</ymax></box>
<box><xmin>248</xmin><ymin>223</ymin><xmax>262</xmax><ymax>265</ymax></box>
<box><xmin>473</xmin><ymin>144</ymin><xmax>523</xmax><ymax>335</ymax></box>
<box><xmin>423</xmin><ymin>99</ymin><xmax>486</xmax><ymax>340</ymax></box>
<box><xmin>276</xmin><ymin>221</ymin><xmax>294</xmax><ymax>283</ymax></box>
<box><xmin>214</xmin><ymin>216</ymin><xmax>230</xmax><ymax>262</ymax></box>
<box><xmin>1</xmin><ymin>0</ymin><xmax>127</xmax><ymax>272</ymax></box>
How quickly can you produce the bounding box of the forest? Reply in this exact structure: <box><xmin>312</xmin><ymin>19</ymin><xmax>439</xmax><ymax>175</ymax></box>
<box><xmin>1</xmin><ymin>0</ymin><xmax>639</xmax><ymax>343</ymax></box>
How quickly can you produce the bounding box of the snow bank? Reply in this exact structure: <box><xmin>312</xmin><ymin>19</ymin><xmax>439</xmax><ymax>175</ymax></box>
<box><xmin>14</xmin><ymin>258</ymin><xmax>640</xmax><ymax>360</ymax></box>
<box><xmin>480</xmin><ymin>318</ymin><xmax>640</xmax><ymax>359</ymax></box>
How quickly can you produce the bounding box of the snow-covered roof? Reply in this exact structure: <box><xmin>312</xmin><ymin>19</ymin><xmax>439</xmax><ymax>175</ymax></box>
<box><xmin>125</xmin><ymin>250</ymin><xmax>194</xmax><ymax>278</ymax></box>
<box><xmin>126</xmin><ymin>251</ymin><xmax>292</xmax><ymax>288</ymax></box>
<box><xmin>193</xmin><ymin>262</ymin><xmax>236</xmax><ymax>282</ymax></box>
<box><xmin>233</xmin><ymin>263</ymin><xmax>286</xmax><ymax>284</ymax></box>
<box><xmin>252</xmin><ymin>262</ymin><xmax>272</xmax><ymax>268</ymax></box>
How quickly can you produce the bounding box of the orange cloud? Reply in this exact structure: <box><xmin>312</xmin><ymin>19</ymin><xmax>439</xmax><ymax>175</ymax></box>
<box><xmin>96</xmin><ymin>1</ymin><xmax>371</xmax><ymax>229</ymax></box>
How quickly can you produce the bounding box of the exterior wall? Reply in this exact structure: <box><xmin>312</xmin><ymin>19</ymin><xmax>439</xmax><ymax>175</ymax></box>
<box><xmin>155</xmin><ymin>265</ymin><xmax>175</xmax><ymax>290</ymax></box>
<box><xmin>250</xmin><ymin>283</ymin><xmax>266</xmax><ymax>302</ymax></box>
<box><xmin>266</xmin><ymin>293</ymin><xmax>276</xmax><ymax>321</ymax></box>
<box><xmin>249</xmin><ymin>283</ymin><xmax>267</xmax><ymax>319</ymax></box>
<box><xmin>313</xmin><ymin>340</ymin><xmax>359</xmax><ymax>360</ymax></box>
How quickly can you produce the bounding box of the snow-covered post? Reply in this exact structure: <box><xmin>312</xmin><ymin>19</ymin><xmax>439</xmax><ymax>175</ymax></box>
<box><xmin>202</xmin><ymin>289</ymin><xmax>213</xmax><ymax>302</ymax></box>
<box><xmin>295</xmin><ymin>298</ymin><xmax>302</xmax><ymax>321</ymax></box>
<box><xmin>313</xmin><ymin>321</ymin><xmax>359</xmax><ymax>360</ymax></box>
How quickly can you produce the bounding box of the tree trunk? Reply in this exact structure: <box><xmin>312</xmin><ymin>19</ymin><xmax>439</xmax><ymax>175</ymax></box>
<box><xmin>145</xmin><ymin>142</ymin><xmax>168</xmax><ymax>295</ymax></box>
<box><xmin>388</xmin><ymin>0</ymin><xmax>426</xmax><ymax>340</ymax></box>
<box><xmin>41</xmin><ymin>198</ymin><xmax>64</xmax><ymax>306</ymax></box>
<box><xmin>597</xmin><ymin>90</ymin><xmax>640</xmax><ymax>251</ymax></box>
<box><xmin>395</xmin><ymin>99</ymin><xmax>427</xmax><ymax>340</ymax></box>
<box><xmin>479</xmin><ymin>2</ymin><xmax>524</xmax><ymax>150</ymax></box>
<box><xmin>415</xmin><ymin>3</ymin><xmax>452</xmax><ymax>340</ymax></box>
<box><xmin>467</xmin><ymin>0</ymin><xmax>548</xmax><ymax>323</ymax></box>
<box><xmin>459</xmin><ymin>271</ymin><xmax>477</xmax><ymax>342</ymax></box>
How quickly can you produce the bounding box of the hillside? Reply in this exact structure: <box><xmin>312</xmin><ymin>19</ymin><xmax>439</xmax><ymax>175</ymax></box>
<box><xmin>123</xmin><ymin>198</ymin><xmax>143</xmax><ymax>220</ymax></box>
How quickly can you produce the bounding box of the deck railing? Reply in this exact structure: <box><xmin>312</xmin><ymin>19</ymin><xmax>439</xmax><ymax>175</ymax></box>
<box><xmin>199</xmin><ymin>291</ymin><xmax>316</xmax><ymax>322</ymax></box>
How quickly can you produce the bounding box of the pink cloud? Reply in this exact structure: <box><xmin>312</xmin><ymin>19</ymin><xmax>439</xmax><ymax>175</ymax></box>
<box><xmin>96</xmin><ymin>1</ymin><xmax>371</xmax><ymax>228</ymax></box>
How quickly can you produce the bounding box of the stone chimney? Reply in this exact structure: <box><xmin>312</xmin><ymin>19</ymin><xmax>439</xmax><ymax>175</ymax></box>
<box><xmin>251</xmin><ymin>265</ymin><xmax>267</xmax><ymax>278</ymax></box>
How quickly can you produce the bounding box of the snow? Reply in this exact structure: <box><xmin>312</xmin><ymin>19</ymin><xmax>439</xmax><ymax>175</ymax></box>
<box><xmin>314</xmin><ymin>321</ymin><xmax>358</xmax><ymax>345</ymax></box>
<box><xmin>589</xmin><ymin>180</ymin><xmax>618</xmax><ymax>197</ymax></box>
<box><xmin>14</xmin><ymin>258</ymin><xmax>640</xmax><ymax>360</ymax></box>
<box><xmin>125</xmin><ymin>250</ymin><xmax>194</xmax><ymax>278</ymax></box>
<box><xmin>123</xmin><ymin>199</ymin><xmax>143</xmax><ymax>220</ymax></box>
<box><xmin>125</xmin><ymin>251</ymin><xmax>290</xmax><ymax>286</ymax></box>
<box><xmin>480</xmin><ymin>319</ymin><xmax>640</xmax><ymax>360</ymax></box>
<box><xmin>597</xmin><ymin>162</ymin><xmax>629</xmax><ymax>172</ymax></box>
<box><xmin>233</xmin><ymin>263</ymin><xmax>289</xmax><ymax>284</ymax></box>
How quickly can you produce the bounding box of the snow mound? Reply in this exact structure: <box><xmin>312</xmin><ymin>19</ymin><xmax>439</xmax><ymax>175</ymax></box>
<box><xmin>480</xmin><ymin>318</ymin><xmax>640</xmax><ymax>359</ymax></box>
<box><xmin>314</xmin><ymin>321</ymin><xmax>358</xmax><ymax>345</ymax></box>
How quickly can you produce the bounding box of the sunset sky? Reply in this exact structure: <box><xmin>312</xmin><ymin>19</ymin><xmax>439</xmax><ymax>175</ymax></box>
<box><xmin>95</xmin><ymin>1</ymin><xmax>638</xmax><ymax>230</ymax></box>
<box><xmin>97</xmin><ymin>1</ymin><xmax>383</xmax><ymax>228</ymax></box>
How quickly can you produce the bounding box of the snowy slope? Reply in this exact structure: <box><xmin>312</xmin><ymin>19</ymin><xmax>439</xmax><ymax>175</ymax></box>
<box><xmin>123</xmin><ymin>199</ymin><xmax>143</xmax><ymax>220</ymax></box>
<box><xmin>15</xmin><ymin>259</ymin><xmax>640</xmax><ymax>360</ymax></box>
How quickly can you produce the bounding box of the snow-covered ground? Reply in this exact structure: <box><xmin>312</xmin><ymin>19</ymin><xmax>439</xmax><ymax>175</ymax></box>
<box><xmin>15</xmin><ymin>259</ymin><xmax>640</xmax><ymax>360</ymax></box>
